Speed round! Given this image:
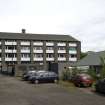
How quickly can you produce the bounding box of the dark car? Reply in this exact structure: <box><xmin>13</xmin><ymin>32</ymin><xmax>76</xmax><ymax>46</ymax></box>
<box><xmin>95</xmin><ymin>78</ymin><xmax>105</xmax><ymax>93</ymax></box>
<box><xmin>73</xmin><ymin>74</ymin><xmax>93</xmax><ymax>87</ymax></box>
<box><xmin>22</xmin><ymin>70</ymin><xmax>37</xmax><ymax>81</ymax></box>
<box><xmin>29</xmin><ymin>71</ymin><xmax>59</xmax><ymax>84</ymax></box>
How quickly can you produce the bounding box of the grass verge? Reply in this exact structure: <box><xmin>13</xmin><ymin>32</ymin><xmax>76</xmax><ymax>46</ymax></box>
<box><xmin>59</xmin><ymin>80</ymin><xmax>77</xmax><ymax>92</ymax></box>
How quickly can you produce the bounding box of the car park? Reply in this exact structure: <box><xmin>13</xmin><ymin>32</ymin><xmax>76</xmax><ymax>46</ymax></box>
<box><xmin>95</xmin><ymin>78</ymin><xmax>105</xmax><ymax>94</ymax></box>
<box><xmin>73</xmin><ymin>73</ymin><xmax>93</xmax><ymax>87</ymax></box>
<box><xmin>29</xmin><ymin>71</ymin><xmax>59</xmax><ymax>84</ymax></box>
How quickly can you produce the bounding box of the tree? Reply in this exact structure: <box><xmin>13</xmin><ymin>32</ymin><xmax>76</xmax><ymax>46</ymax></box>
<box><xmin>61</xmin><ymin>67</ymin><xmax>71</xmax><ymax>81</ymax></box>
<box><xmin>80</xmin><ymin>52</ymin><xmax>87</xmax><ymax>59</ymax></box>
<box><xmin>72</xmin><ymin>67</ymin><xmax>78</xmax><ymax>76</ymax></box>
<box><xmin>100</xmin><ymin>57</ymin><xmax>105</xmax><ymax>79</ymax></box>
<box><xmin>87</xmin><ymin>69</ymin><xmax>97</xmax><ymax>80</ymax></box>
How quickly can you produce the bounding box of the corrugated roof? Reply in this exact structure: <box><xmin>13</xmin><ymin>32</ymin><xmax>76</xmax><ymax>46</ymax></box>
<box><xmin>0</xmin><ymin>32</ymin><xmax>78</xmax><ymax>41</ymax></box>
<box><xmin>76</xmin><ymin>51</ymin><xmax>105</xmax><ymax>66</ymax></box>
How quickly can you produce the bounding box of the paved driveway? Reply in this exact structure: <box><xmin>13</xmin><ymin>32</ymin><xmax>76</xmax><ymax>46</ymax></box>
<box><xmin>0</xmin><ymin>74</ymin><xmax>105</xmax><ymax>105</ymax></box>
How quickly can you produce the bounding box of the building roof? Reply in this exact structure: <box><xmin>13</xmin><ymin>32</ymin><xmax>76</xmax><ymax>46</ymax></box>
<box><xmin>75</xmin><ymin>51</ymin><xmax>105</xmax><ymax>66</ymax></box>
<box><xmin>0</xmin><ymin>32</ymin><xmax>79</xmax><ymax>41</ymax></box>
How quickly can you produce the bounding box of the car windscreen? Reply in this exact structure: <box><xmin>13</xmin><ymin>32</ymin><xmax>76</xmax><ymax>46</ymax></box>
<box><xmin>82</xmin><ymin>75</ymin><xmax>92</xmax><ymax>80</ymax></box>
<box><xmin>48</xmin><ymin>72</ymin><xmax>57</xmax><ymax>77</ymax></box>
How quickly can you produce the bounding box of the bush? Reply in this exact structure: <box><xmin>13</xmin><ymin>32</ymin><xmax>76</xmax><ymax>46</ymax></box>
<box><xmin>87</xmin><ymin>69</ymin><xmax>97</xmax><ymax>80</ymax></box>
<box><xmin>100</xmin><ymin>57</ymin><xmax>105</xmax><ymax>79</ymax></box>
<box><xmin>72</xmin><ymin>67</ymin><xmax>79</xmax><ymax>76</ymax></box>
<box><xmin>61</xmin><ymin>68</ymin><xmax>71</xmax><ymax>81</ymax></box>
<box><xmin>61</xmin><ymin>67</ymin><xmax>81</xmax><ymax>81</ymax></box>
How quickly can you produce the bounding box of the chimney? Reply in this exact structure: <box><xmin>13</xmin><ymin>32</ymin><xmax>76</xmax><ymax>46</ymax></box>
<box><xmin>22</xmin><ymin>29</ymin><xmax>26</xmax><ymax>34</ymax></box>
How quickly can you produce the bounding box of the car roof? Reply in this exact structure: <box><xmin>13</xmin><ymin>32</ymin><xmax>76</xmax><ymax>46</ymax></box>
<box><xmin>76</xmin><ymin>73</ymin><xmax>91</xmax><ymax>77</ymax></box>
<box><xmin>37</xmin><ymin>70</ymin><xmax>47</xmax><ymax>73</ymax></box>
<box><xmin>28</xmin><ymin>70</ymin><xmax>36</xmax><ymax>73</ymax></box>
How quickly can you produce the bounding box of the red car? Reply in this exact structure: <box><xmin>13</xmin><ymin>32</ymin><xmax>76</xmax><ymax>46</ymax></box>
<box><xmin>73</xmin><ymin>74</ymin><xmax>93</xmax><ymax>87</ymax></box>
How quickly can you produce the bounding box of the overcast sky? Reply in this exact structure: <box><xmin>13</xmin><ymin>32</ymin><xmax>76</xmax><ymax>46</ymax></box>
<box><xmin>0</xmin><ymin>0</ymin><xmax>105</xmax><ymax>52</ymax></box>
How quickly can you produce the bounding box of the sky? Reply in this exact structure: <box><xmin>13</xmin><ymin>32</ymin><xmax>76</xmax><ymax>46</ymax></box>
<box><xmin>0</xmin><ymin>0</ymin><xmax>105</xmax><ymax>52</ymax></box>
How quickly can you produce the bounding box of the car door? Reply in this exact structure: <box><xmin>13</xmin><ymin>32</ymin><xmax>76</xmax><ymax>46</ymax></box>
<box><xmin>39</xmin><ymin>73</ymin><xmax>49</xmax><ymax>83</ymax></box>
<box><xmin>48</xmin><ymin>72</ymin><xmax>56</xmax><ymax>82</ymax></box>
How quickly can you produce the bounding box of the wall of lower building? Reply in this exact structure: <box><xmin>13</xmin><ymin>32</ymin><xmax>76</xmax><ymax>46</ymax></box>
<box><xmin>15</xmin><ymin>62</ymin><xmax>74</xmax><ymax>77</ymax></box>
<box><xmin>15</xmin><ymin>63</ymin><xmax>44</xmax><ymax>76</ymax></box>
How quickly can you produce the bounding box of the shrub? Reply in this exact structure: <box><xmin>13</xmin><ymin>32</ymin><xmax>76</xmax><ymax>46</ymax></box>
<box><xmin>61</xmin><ymin>68</ymin><xmax>71</xmax><ymax>81</ymax></box>
<box><xmin>87</xmin><ymin>69</ymin><xmax>97</xmax><ymax>80</ymax></box>
<box><xmin>100</xmin><ymin>57</ymin><xmax>105</xmax><ymax>79</ymax></box>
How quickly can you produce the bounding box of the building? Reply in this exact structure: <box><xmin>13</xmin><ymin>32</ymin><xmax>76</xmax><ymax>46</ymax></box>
<box><xmin>0</xmin><ymin>29</ymin><xmax>81</xmax><ymax>76</ymax></box>
<box><xmin>75</xmin><ymin>51</ymin><xmax>105</xmax><ymax>74</ymax></box>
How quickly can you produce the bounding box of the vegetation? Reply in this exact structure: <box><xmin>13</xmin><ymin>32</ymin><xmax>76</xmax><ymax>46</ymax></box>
<box><xmin>61</xmin><ymin>67</ymin><xmax>71</xmax><ymax>81</ymax></box>
<box><xmin>72</xmin><ymin>67</ymin><xmax>82</xmax><ymax>76</ymax></box>
<box><xmin>59</xmin><ymin>80</ymin><xmax>76</xmax><ymax>92</ymax></box>
<box><xmin>80</xmin><ymin>52</ymin><xmax>87</xmax><ymax>59</ymax></box>
<box><xmin>87</xmin><ymin>69</ymin><xmax>97</xmax><ymax>80</ymax></box>
<box><xmin>100</xmin><ymin>57</ymin><xmax>105</xmax><ymax>79</ymax></box>
<box><xmin>61</xmin><ymin>67</ymin><xmax>80</xmax><ymax>81</ymax></box>
<box><xmin>87</xmin><ymin>56</ymin><xmax>105</xmax><ymax>80</ymax></box>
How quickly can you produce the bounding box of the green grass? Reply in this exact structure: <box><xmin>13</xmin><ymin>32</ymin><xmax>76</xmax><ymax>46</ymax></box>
<box><xmin>59</xmin><ymin>80</ymin><xmax>77</xmax><ymax>92</ymax></box>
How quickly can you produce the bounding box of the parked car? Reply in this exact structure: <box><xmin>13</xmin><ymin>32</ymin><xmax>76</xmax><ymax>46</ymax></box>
<box><xmin>73</xmin><ymin>74</ymin><xmax>93</xmax><ymax>87</ymax></box>
<box><xmin>29</xmin><ymin>71</ymin><xmax>59</xmax><ymax>84</ymax></box>
<box><xmin>22</xmin><ymin>70</ymin><xmax>37</xmax><ymax>81</ymax></box>
<box><xmin>95</xmin><ymin>78</ymin><xmax>105</xmax><ymax>93</ymax></box>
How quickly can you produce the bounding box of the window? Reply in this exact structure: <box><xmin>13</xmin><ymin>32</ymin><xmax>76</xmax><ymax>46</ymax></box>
<box><xmin>5</xmin><ymin>40</ymin><xmax>16</xmax><ymax>42</ymax></box>
<box><xmin>46</xmin><ymin>41</ymin><xmax>54</xmax><ymax>46</ymax></box>
<box><xmin>46</xmin><ymin>54</ymin><xmax>54</xmax><ymax>58</ymax></box>
<box><xmin>0</xmin><ymin>53</ymin><xmax>1</xmax><ymax>57</ymax></box>
<box><xmin>70</xmin><ymin>54</ymin><xmax>77</xmax><ymax>58</ymax></box>
<box><xmin>33</xmin><ymin>47</ymin><xmax>42</xmax><ymax>50</ymax></box>
<box><xmin>21</xmin><ymin>46</ymin><xmax>30</xmax><ymax>50</ymax></box>
<box><xmin>5</xmin><ymin>54</ymin><xmax>17</xmax><ymax>58</ymax></box>
<box><xmin>20</xmin><ymin>41</ymin><xmax>30</xmax><ymax>45</ymax></box>
<box><xmin>34</xmin><ymin>54</ymin><xmax>43</xmax><ymax>58</ymax></box>
<box><xmin>21</xmin><ymin>40</ymin><xmax>30</xmax><ymax>43</ymax></box>
<box><xmin>6</xmin><ymin>46</ymin><xmax>16</xmax><ymax>50</ymax></box>
<box><xmin>46</xmin><ymin>47</ymin><xmax>53</xmax><ymax>50</ymax></box>
<box><xmin>69</xmin><ymin>47</ymin><xmax>76</xmax><ymax>51</ymax></box>
<box><xmin>58</xmin><ymin>54</ymin><xmax>65</xmax><ymax>58</ymax></box>
<box><xmin>58</xmin><ymin>47</ymin><xmax>65</xmax><ymax>50</ymax></box>
<box><xmin>21</xmin><ymin>54</ymin><xmax>30</xmax><ymax>58</ymax></box>
<box><xmin>57</xmin><ymin>42</ymin><xmax>66</xmax><ymax>46</ymax></box>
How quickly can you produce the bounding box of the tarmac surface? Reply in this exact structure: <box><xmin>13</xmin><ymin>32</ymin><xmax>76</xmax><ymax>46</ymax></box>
<box><xmin>0</xmin><ymin>74</ymin><xmax>105</xmax><ymax>105</ymax></box>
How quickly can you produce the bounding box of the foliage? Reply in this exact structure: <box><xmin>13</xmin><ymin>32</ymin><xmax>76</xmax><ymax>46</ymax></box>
<box><xmin>72</xmin><ymin>67</ymin><xmax>79</xmax><ymax>76</ymax></box>
<box><xmin>61</xmin><ymin>67</ymin><xmax>83</xmax><ymax>81</ymax></box>
<box><xmin>87</xmin><ymin>56</ymin><xmax>105</xmax><ymax>80</ymax></box>
<box><xmin>80</xmin><ymin>52</ymin><xmax>87</xmax><ymax>59</ymax></box>
<box><xmin>100</xmin><ymin>57</ymin><xmax>105</xmax><ymax>79</ymax></box>
<box><xmin>61</xmin><ymin>68</ymin><xmax>71</xmax><ymax>81</ymax></box>
<box><xmin>87</xmin><ymin>69</ymin><xmax>97</xmax><ymax>80</ymax></box>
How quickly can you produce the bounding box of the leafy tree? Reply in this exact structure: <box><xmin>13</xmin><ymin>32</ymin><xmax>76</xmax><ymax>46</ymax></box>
<box><xmin>72</xmin><ymin>67</ymin><xmax>78</xmax><ymax>76</ymax></box>
<box><xmin>61</xmin><ymin>67</ymin><xmax>71</xmax><ymax>81</ymax></box>
<box><xmin>80</xmin><ymin>52</ymin><xmax>87</xmax><ymax>59</ymax></box>
<box><xmin>87</xmin><ymin>69</ymin><xmax>97</xmax><ymax>80</ymax></box>
<box><xmin>100</xmin><ymin>57</ymin><xmax>105</xmax><ymax>79</ymax></box>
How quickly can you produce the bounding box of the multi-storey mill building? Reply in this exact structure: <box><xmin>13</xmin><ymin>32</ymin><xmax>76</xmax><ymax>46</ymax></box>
<box><xmin>0</xmin><ymin>29</ymin><xmax>81</xmax><ymax>76</ymax></box>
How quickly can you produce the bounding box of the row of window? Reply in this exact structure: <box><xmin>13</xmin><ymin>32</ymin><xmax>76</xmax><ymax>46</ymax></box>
<box><xmin>0</xmin><ymin>46</ymin><xmax>76</xmax><ymax>51</ymax></box>
<box><xmin>0</xmin><ymin>40</ymin><xmax>77</xmax><ymax>46</ymax></box>
<box><xmin>1</xmin><ymin>53</ymin><xmax>76</xmax><ymax>58</ymax></box>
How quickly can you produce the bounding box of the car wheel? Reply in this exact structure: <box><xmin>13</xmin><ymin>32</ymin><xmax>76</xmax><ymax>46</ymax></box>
<box><xmin>89</xmin><ymin>84</ymin><xmax>92</xmax><ymax>87</ymax></box>
<box><xmin>35</xmin><ymin>80</ymin><xmax>39</xmax><ymax>84</ymax></box>
<box><xmin>78</xmin><ymin>83</ymin><xmax>81</xmax><ymax>87</ymax></box>
<box><xmin>54</xmin><ymin>79</ymin><xmax>58</xmax><ymax>83</ymax></box>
